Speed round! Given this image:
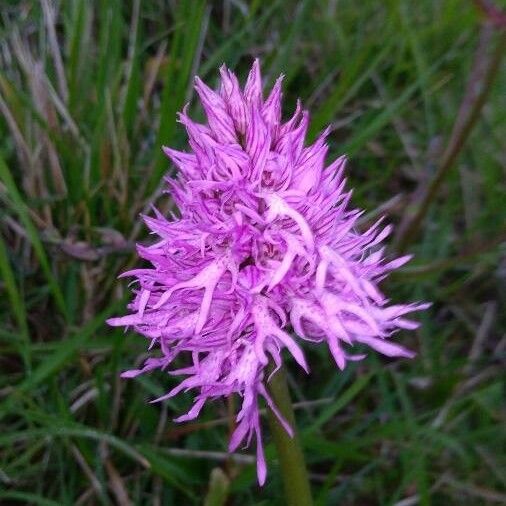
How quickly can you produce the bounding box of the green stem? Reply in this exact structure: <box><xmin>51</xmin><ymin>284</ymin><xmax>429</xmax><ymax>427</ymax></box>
<box><xmin>266</xmin><ymin>366</ymin><xmax>313</xmax><ymax>506</ymax></box>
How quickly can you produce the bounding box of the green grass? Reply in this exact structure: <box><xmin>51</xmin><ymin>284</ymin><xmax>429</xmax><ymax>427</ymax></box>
<box><xmin>0</xmin><ymin>1</ymin><xmax>505</xmax><ymax>504</ymax></box>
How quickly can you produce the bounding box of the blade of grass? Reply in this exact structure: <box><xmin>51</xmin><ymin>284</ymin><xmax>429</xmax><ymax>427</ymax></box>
<box><xmin>340</xmin><ymin>49</ymin><xmax>451</xmax><ymax>156</ymax></box>
<box><xmin>0</xmin><ymin>492</ymin><xmax>61</xmax><ymax>506</ymax></box>
<box><xmin>121</xmin><ymin>0</ymin><xmax>142</xmax><ymax>135</ymax></box>
<box><xmin>0</xmin><ymin>233</ymin><xmax>31</xmax><ymax>371</ymax></box>
<box><xmin>0</xmin><ymin>300</ymin><xmax>123</xmax><ymax>419</ymax></box>
<box><xmin>394</xmin><ymin>25</ymin><xmax>506</xmax><ymax>253</ymax></box>
<box><xmin>0</xmin><ymin>424</ymin><xmax>197</xmax><ymax>499</ymax></box>
<box><xmin>0</xmin><ymin>154</ymin><xmax>67</xmax><ymax>318</ymax></box>
<box><xmin>0</xmin><ymin>425</ymin><xmax>150</xmax><ymax>469</ymax></box>
<box><xmin>392</xmin><ymin>371</ymin><xmax>430</xmax><ymax>506</ymax></box>
<box><xmin>395</xmin><ymin>0</ymin><xmax>436</xmax><ymax>137</ymax></box>
<box><xmin>266</xmin><ymin>0</ymin><xmax>313</xmax><ymax>83</ymax></box>
<box><xmin>309</xmin><ymin>41</ymin><xmax>393</xmax><ymax>138</ymax></box>
<box><xmin>65</xmin><ymin>0</ymin><xmax>93</xmax><ymax>111</ymax></box>
<box><xmin>200</xmin><ymin>0</ymin><xmax>282</xmax><ymax>77</ymax></box>
<box><xmin>304</xmin><ymin>372</ymin><xmax>372</xmax><ymax>435</ymax></box>
<box><xmin>150</xmin><ymin>0</ymin><xmax>207</xmax><ymax>193</ymax></box>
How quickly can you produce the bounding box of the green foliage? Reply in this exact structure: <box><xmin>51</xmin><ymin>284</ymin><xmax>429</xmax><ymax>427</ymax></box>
<box><xmin>0</xmin><ymin>0</ymin><xmax>504</xmax><ymax>504</ymax></box>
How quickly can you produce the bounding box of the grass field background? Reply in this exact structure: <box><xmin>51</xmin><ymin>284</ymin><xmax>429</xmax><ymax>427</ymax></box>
<box><xmin>0</xmin><ymin>1</ymin><xmax>505</xmax><ymax>504</ymax></box>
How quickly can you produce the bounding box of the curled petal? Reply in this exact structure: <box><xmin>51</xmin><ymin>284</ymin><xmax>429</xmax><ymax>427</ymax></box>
<box><xmin>355</xmin><ymin>335</ymin><xmax>415</xmax><ymax>358</ymax></box>
<box><xmin>262</xmin><ymin>193</ymin><xmax>314</xmax><ymax>251</ymax></box>
<box><xmin>253</xmin><ymin>297</ymin><xmax>309</xmax><ymax>373</ymax></box>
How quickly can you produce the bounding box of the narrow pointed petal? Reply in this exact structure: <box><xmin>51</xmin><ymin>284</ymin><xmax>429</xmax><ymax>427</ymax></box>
<box><xmin>244</xmin><ymin>59</ymin><xmax>262</xmax><ymax>105</ymax></box>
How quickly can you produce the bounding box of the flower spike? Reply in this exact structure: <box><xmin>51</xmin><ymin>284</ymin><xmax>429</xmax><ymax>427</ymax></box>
<box><xmin>109</xmin><ymin>60</ymin><xmax>428</xmax><ymax>485</ymax></box>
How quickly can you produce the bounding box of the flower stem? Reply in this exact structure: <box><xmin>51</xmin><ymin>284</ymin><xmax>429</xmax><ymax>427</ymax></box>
<box><xmin>266</xmin><ymin>366</ymin><xmax>313</xmax><ymax>506</ymax></box>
